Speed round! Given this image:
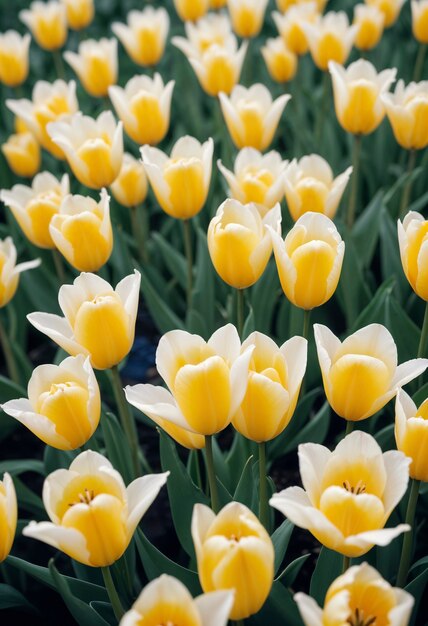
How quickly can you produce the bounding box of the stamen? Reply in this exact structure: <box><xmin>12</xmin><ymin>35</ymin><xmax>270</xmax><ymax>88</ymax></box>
<box><xmin>347</xmin><ymin>607</ymin><xmax>377</xmax><ymax>626</ymax></box>
<box><xmin>342</xmin><ymin>479</ymin><xmax>366</xmax><ymax>495</ymax></box>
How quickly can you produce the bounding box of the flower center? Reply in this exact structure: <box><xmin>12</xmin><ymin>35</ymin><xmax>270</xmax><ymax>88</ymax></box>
<box><xmin>69</xmin><ymin>487</ymin><xmax>96</xmax><ymax>507</ymax></box>
<box><xmin>347</xmin><ymin>607</ymin><xmax>376</xmax><ymax>626</ymax></box>
<box><xmin>342</xmin><ymin>479</ymin><xmax>366</xmax><ymax>495</ymax></box>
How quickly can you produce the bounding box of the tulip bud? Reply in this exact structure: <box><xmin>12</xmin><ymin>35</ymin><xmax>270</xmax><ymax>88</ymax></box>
<box><xmin>353</xmin><ymin>4</ymin><xmax>385</xmax><ymax>51</ymax></box>
<box><xmin>192</xmin><ymin>502</ymin><xmax>274</xmax><ymax>620</ymax></box>
<box><xmin>412</xmin><ymin>0</ymin><xmax>428</xmax><ymax>43</ymax></box>
<box><xmin>261</xmin><ymin>37</ymin><xmax>298</xmax><ymax>84</ymax></box>
<box><xmin>365</xmin><ymin>0</ymin><xmax>406</xmax><ymax>28</ymax></box>
<box><xmin>2</xmin><ymin>355</ymin><xmax>100</xmax><ymax>450</ymax></box>
<box><xmin>64</xmin><ymin>38</ymin><xmax>117</xmax><ymax>98</ymax></box>
<box><xmin>398</xmin><ymin>211</ymin><xmax>428</xmax><ymax>299</ymax></box>
<box><xmin>2</xmin><ymin>132</ymin><xmax>41</xmax><ymax>178</ymax></box>
<box><xmin>110</xmin><ymin>153</ymin><xmax>148</xmax><ymax>208</ymax></box>
<box><xmin>61</xmin><ymin>0</ymin><xmax>94</xmax><ymax>31</ymax></box>
<box><xmin>381</xmin><ymin>80</ymin><xmax>428</xmax><ymax>151</ymax></box>
<box><xmin>395</xmin><ymin>390</ymin><xmax>428</xmax><ymax>482</ymax></box>
<box><xmin>112</xmin><ymin>7</ymin><xmax>169</xmax><ymax>67</ymax></box>
<box><xmin>173</xmin><ymin>0</ymin><xmax>209</xmax><ymax>22</ymax></box>
<box><xmin>0</xmin><ymin>31</ymin><xmax>30</xmax><ymax>87</ymax></box>
<box><xmin>28</xmin><ymin>271</ymin><xmax>141</xmax><ymax>370</ymax></box>
<box><xmin>0</xmin><ymin>237</ymin><xmax>40</xmax><ymax>308</ymax></box>
<box><xmin>20</xmin><ymin>1</ymin><xmax>67</xmax><ymax>51</ymax></box>
<box><xmin>0</xmin><ymin>473</ymin><xmax>17</xmax><ymax>562</ymax></box>
<box><xmin>228</xmin><ymin>0</ymin><xmax>269</xmax><ymax>39</ymax></box>
<box><xmin>301</xmin><ymin>11</ymin><xmax>357</xmax><ymax>71</ymax></box>
<box><xmin>208</xmin><ymin>200</ymin><xmax>281</xmax><ymax>289</ymax></box>
<box><xmin>272</xmin><ymin>4</ymin><xmax>318</xmax><ymax>56</ymax></box>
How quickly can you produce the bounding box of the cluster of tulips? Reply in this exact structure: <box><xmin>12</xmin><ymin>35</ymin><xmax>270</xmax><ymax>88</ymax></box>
<box><xmin>1</xmin><ymin>0</ymin><xmax>428</xmax><ymax>624</ymax></box>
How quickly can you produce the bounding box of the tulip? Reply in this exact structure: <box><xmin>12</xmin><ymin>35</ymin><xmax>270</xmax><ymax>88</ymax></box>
<box><xmin>208</xmin><ymin>200</ymin><xmax>282</xmax><ymax>289</ymax></box>
<box><xmin>20</xmin><ymin>1</ymin><xmax>67</xmax><ymax>51</ymax></box>
<box><xmin>270</xmin><ymin>431</ymin><xmax>411</xmax><ymax>557</ymax></box>
<box><xmin>301</xmin><ymin>11</ymin><xmax>357</xmax><ymax>71</ymax></box>
<box><xmin>112</xmin><ymin>7</ymin><xmax>169</xmax><ymax>67</ymax></box>
<box><xmin>395</xmin><ymin>390</ymin><xmax>428</xmax><ymax>482</ymax></box>
<box><xmin>23</xmin><ymin>450</ymin><xmax>168</xmax><ymax>567</ymax></box>
<box><xmin>64</xmin><ymin>38</ymin><xmax>117</xmax><ymax>98</ymax></box>
<box><xmin>110</xmin><ymin>153</ymin><xmax>148</xmax><ymax>208</ymax></box>
<box><xmin>173</xmin><ymin>0</ymin><xmax>209</xmax><ymax>22</ymax></box>
<box><xmin>211</xmin><ymin>0</ymin><xmax>227</xmax><ymax>7</ymax></box>
<box><xmin>276</xmin><ymin>0</ymin><xmax>328</xmax><ymax>11</ymax></box>
<box><xmin>2</xmin><ymin>355</ymin><xmax>100</xmax><ymax>450</ymax></box>
<box><xmin>295</xmin><ymin>562</ymin><xmax>414</xmax><ymax>626</ymax></box>
<box><xmin>381</xmin><ymin>80</ymin><xmax>428</xmax><ymax>151</ymax></box>
<box><xmin>6</xmin><ymin>79</ymin><xmax>79</xmax><ymax>159</ymax></box>
<box><xmin>109</xmin><ymin>74</ymin><xmax>174</xmax><ymax>146</ymax></box>
<box><xmin>2</xmin><ymin>132</ymin><xmax>41</xmax><ymax>178</ymax></box>
<box><xmin>412</xmin><ymin>0</ymin><xmax>428</xmax><ymax>43</ymax></box>
<box><xmin>398</xmin><ymin>211</ymin><xmax>428</xmax><ymax>300</ymax></box>
<box><xmin>314</xmin><ymin>323</ymin><xmax>428</xmax><ymax>422</ymax></box>
<box><xmin>61</xmin><ymin>0</ymin><xmax>94</xmax><ymax>30</ymax></box>
<box><xmin>174</xmin><ymin>13</ymin><xmax>233</xmax><ymax>55</ymax></box>
<box><xmin>329</xmin><ymin>59</ymin><xmax>396</xmax><ymax>135</ymax></box>
<box><xmin>218</xmin><ymin>148</ymin><xmax>287</xmax><ymax>208</ymax></box>
<box><xmin>49</xmin><ymin>189</ymin><xmax>113</xmax><ymax>272</ymax></box>
<box><xmin>119</xmin><ymin>575</ymin><xmax>234</xmax><ymax>626</ymax></box>
<box><xmin>0</xmin><ymin>237</ymin><xmax>40</xmax><ymax>308</ymax></box>
<box><xmin>261</xmin><ymin>37</ymin><xmax>298</xmax><ymax>84</ymax></box>
<box><xmin>27</xmin><ymin>270</ymin><xmax>140</xmax><ymax>370</ymax></box>
<box><xmin>0</xmin><ymin>31</ymin><xmax>30</xmax><ymax>87</ymax></box>
<box><xmin>141</xmin><ymin>136</ymin><xmax>213</xmax><ymax>220</ymax></box>
<box><xmin>192</xmin><ymin>502</ymin><xmax>274</xmax><ymax>620</ymax></box>
<box><xmin>353</xmin><ymin>4</ymin><xmax>385</xmax><ymax>50</ymax></box>
<box><xmin>0</xmin><ymin>473</ymin><xmax>17</xmax><ymax>562</ymax></box>
<box><xmin>228</xmin><ymin>0</ymin><xmax>269</xmax><ymax>39</ymax></box>
<box><xmin>272</xmin><ymin>4</ymin><xmax>318</xmax><ymax>56</ymax></box>
<box><xmin>219</xmin><ymin>84</ymin><xmax>290</xmax><ymax>151</ymax></box>
<box><xmin>269</xmin><ymin>212</ymin><xmax>345</xmax><ymax>310</ymax></box>
<box><xmin>47</xmin><ymin>111</ymin><xmax>123</xmax><ymax>189</ymax></box>
<box><xmin>365</xmin><ymin>0</ymin><xmax>406</xmax><ymax>28</ymax></box>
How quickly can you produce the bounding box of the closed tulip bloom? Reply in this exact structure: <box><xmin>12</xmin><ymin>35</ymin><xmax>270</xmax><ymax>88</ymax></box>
<box><xmin>6</xmin><ymin>80</ymin><xmax>78</xmax><ymax>159</ymax></box>
<box><xmin>0</xmin><ymin>172</ymin><xmax>69</xmax><ymax>249</ymax></box>
<box><xmin>0</xmin><ymin>238</ymin><xmax>40</xmax><ymax>308</ymax></box>
<box><xmin>27</xmin><ymin>271</ymin><xmax>140</xmax><ymax>370</ymax></box>
<box><xmin>23</xmin><ymin>451</ymin><xmax>168</xmax><ymax>567</ymax></box>
<box><xmin>110</xmin><ymin>153</ymin><xmax>148</xmax><ymax>208</ymax></box>
<box><xmin>173</xmin><ymin>0</ymin><xmax>209</xmax><ymax>22</ymax></box>
<box><xmin>218</xmin><ymin>148</ymin><xmax>287</xmax><ymax>208</ymax></box>
<box><xmin>125</xmin><ymin>324</ymin><xmax>253</xmax><ymax>436</ymax></box>
<box><xmin>219</xmin><ymin>84</ymin><xmax>291</xmax><ymax>151</ymax></box>
<box><xmin>233</xmin><ymin>332</ymin><xmax>307</xmax><ymax>442</ymax></box>
<box><xmin>228</xmin><ymin>0</ymin><xmax>269</xmax><ymax>39</ymax></box>
<box><xmin>365</xmin><ymin>0</ymin><xmax>406</xmax><ymax>28</ymax></box>
<box><xmin>262</xmin><ymin>37</ymin><xmax>298</xmax><ymax>84</ymax></box>
<box><xmin>381</xmin><ymin>80</ymin><xmax>428</xmax><ymax>150</ymax></box>
<box><xmin>302</xmin><ymin>11</ymin><xmax>357</xmax><ymax>71</ymax></box>
<box><xmin>353</xmin><ymin>4</ymin><xmax>385</xmax><ymax>50</ymax></box>
<box><xmin>192</xmin><ymin>502</ymin><xmax>274</xmax><ymax>620</ymax></box>
<box><xmin>398</xmin><ymin>211</ymin><xmax>428</xmax><ymax>300</ymax></box>
<box><xmin>61</xmin><ymin>0</ymin><xmax>94</xmax><ymax>31</ymax></box>
<box><xmin>270</xmin><ymin>431</ymin><xmax>411</xmax><ymax>557</ymax></box>
<box><xmin>283</xmin><ymin>155</ymin><xmax>352</xmax><ymax>221</ymax></box>
<box><xmin>47</xmin><ymin>111</ymin><xmax>123</xmax><ymax>189</ymax></box>
<box><xmin>295</xmin><ymin>562</ymin><xmax>414</xmax><ymax>626</ymax></box>
<box><xmin>272</xmin><ymin>4</ymin><xmax>318</xmax><ymax>56</ymax></box>
<box><xmin>314</xmin><ymin>323</ymin><xmax>428</xmax><ymax>421</ymax></box>
<box><xmin>49</xmin><ymin>189</ymin><xmax>113</xmax><ymax>272</ymax></box>
<box><xmin>2</xmin><ymin>355</ymin><xmax>100</xmax><ymax>450</ymax></box>
<box><xmin>412</xmin><ymin>0</ymin><xmax>428</xmax><ymax>43</ymax></box>
<box><xmin>329</xmin><ymin>60</ymin><xmax>396</xmax><ymax>135</ymax></box>
<box><xmin>269</xmin><ymin>213</ymin><xmax>345</xmax><ymax>310</ymax></box>
<box><xmin>141</xmin><ymin>136</ymin><xmax>213</xmax><ymax>220</ymax></box>
<box><xmin>208</xmin><ymin>200</ymin><xmax>282</xmax><ymax>289</ymax></box>
<box><xmin>396</xmin><ymin>390</ymin><xmax>428</xmax><ymax>482</ymax></box>
<box><xmin>0</xmin><ymin>31</ymin><xmax>30</xmax><ymax>87</ymax></box>
<box><xmin>112</xmin><ymin>8</ymin><xmax>169</xmax><ymax>67</ymax></box>
<box><xmin>109</xmin><ymin>74</ymin><xmax>174</xmax><ymax>146</ymax></box>
<box><xmin>2</xmin><ymin>132</ymin><xmax>41</xmax><ymax>178</ymax></box>
<box><xmin>0</xmin><ymin>473</ymin><xmax>17</xmax><ymax>562</ymax></box>
<box><xmin>64</xmin><ymin>38</ymin><xmax>117</xmax><ymax>98</ymax></box>
<box><xmin>20</xmin><ymin>1</ymin><xmax>67</xmax><ymax>51</ymax></box>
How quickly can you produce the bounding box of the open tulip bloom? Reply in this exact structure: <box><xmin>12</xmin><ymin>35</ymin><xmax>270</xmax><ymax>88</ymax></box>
<box><xmin>381</xmin><ymin>80</ymin><xmax>428</xmax><ymax>150</ymax></box>
<box><xmin>2</xmin><ymin>130</ymin><xmax>41</xmax><ymax>179</ymax></box>
<box><xmin>395</xmin><ymin>389</ymin><xmax>428</xmax><ymax>482</ymax></box>
<box><xmin>0</xmin><ymin>472</ymin><xmax>17</xmax><ymax>563</ymax></box>
<box><xmin>112</xmin><ymin>7</ymin><xmax>169</xmax><ymax>67</ymax></box>
<box><xmin>0</xmin><ymin>237</ymin><xmax>41</xmax><ymax>308</ymax></box>
<box><xmin>398</xmin><ymin>211</ymin><xmax>428</xmax><ymax>300</ymax></box>
<box><xmin>0</xmin><ymin>31</ymin><xmax>31</xmax><ymax>88</ymax></box>
<box><xmin>64</xmin><ymin>37</ymin><xmax>118</xmax><ymax>98</ymax></box>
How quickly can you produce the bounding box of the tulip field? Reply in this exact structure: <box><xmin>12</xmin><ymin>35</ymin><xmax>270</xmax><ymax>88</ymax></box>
<box><xmin>1</xmin><ymin>0</ymin><xmax>428</xmax><ymax>624</ymax></box>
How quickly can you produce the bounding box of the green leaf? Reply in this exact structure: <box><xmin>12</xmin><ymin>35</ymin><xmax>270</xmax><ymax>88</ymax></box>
<box><xmin>0</xmin><ymin>375</ymin><xmax>26</xmax><ymax>442</ymax></box>
<box><xmin>0</xmin><ymin>584</ymin><xmax>38</xmax><ymax>613</ymax></box>
<box><xmin>233</xmin><ymin>455</ymin><xmax>255</xmax><ymax>509</ymax></box>
<box><xmin>248</xmin><ymin>581</ymin><xmax>302</xmax><ymax>626</ymax></box>
<box><xmin>406</xmin><ymin>565</ymin><xmax>428</xmax><ymax>626</ymax></box>
<box><xmin>101</xmin><ymin>412</ymin><xmax>134</xmax><ymax>486</ymax></box>
<box><xmin>43</xmin><ymin>447</ymin><xmax>75</xmax><ymax>475</ymax></box>
<box><xmin>250</xmin><ymin>262</ymin><xmax>280</xmax><ymax>335</ymax></box>
<box><xmin>13</xmin><ymin>476</ymin><xmax>45</xmax><ymax>516</ymax></box>
<box><xmin>242</xmin><ymin>304</ymin><xmax>256</xmax><ymax>340</ymax></box>
<box><xmin>139</xmin><ymin>266</ymin><xmax>185</xmax><ymax>334</ymax></box>
<box><xmin>276</xmin><ymin>554</ymin><xmax>310</xmax><ymax>586</ymax></box>
<box><xmin>283</xmin><ymin>401</ymin><xmax>330</xmax><ymax>455</ymax></box>
<box><xmin>0</xmin><ymin>459</ymin><xmax>45</xmax><ymax>476</ymax></box>
<box><xmin>337</xmin><ymin>233</ymin><xmax>371</xmax><ymax>327</ymax></box>
<box><xmin>310</xmin><ymin>547</ymin><xmax>342</xmax><ymax>605</ymax></box>
<box><xmin>379</xmin><ymin>207</ymin><xmax>410</xmax><ymax>302</ymax></box>
<box><xmin>90</xmin><ymin>602</ymin><xmax>116</xmax><ymax>625</ymax></box>
<box><xmin>192</xmin><ymin>229</ymin><xmax>216</xmax><ymax>336</ymax></box>
<box><xmin>352</xmin><ymin>191</ymin><xmax>384</xmax><ymax>268</ymax></box>
<box><xmin>152</xmin><ymin>232</ymin><xmax>187</xmax><ymax>290</ymax></box>
<box><xmin>272</xmin><ymin>519</ymin><xmax>294</xmax><ymax>575</ymax></box>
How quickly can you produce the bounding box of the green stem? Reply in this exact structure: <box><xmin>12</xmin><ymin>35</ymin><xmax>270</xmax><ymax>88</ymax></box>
<box><xmin>52</xmin><ymin>249</ymin><xmax>65</xmax><ymax>284</ymax></box>
<box><xmin>302</xmin><ymin>309</ymin><xmax>311</xmax><ymax>341</ymax></box>
<box><xmin>342</xmin><ymin>555</ymin><xmax>350</xmax><ymax>574</ymax></box>
<box><xmin>397</xmin><ymin>479</ymin><xmax>421</xmax><ymax>587</ymax></box>
<box><xmin>414</xmin><ymin>44</ymin><xmax>427</xmax><ymax>82</ymax></box>
<box><xmin>195</xmin><ymin>448</ymin><xmax>204</xmax><ymax>492</ymax></box>
<box><xmin>205</xmin><ymin>435</ymin><xmax>220</xmax><ymax>513</ymax></box>
<box><xmin>347</xmin><ymin>134</ymin><xmax>362</xmax><ymax>229</ymax></box>
<box><xmin>418</xmin><ymin>301</ymin><xmax>428</xmax><ymax>358</ymax></box>
<box><xmin>53</xmin><ymin>49</ymin><xmax>65</xmax><ymax>79</ymax></box>
<box><xmin>258</xmin><ymin>441</ymin><xmax>269</xmax><ymax>530</ymax></box>
<box><xmin>237</xmin><ymin>288</ymin><xmax>245</xmax><ymax>338</ymax></box>
<box><xmin>234</xmin><ymin>621</ymin><xmax>245</xmax><ymax>626</ymax></box>
<box><xmin>315</xmin><ymin>72</ymin><xmax>330</xmax><ymax>148</ymax></box>
<box><xmin>101</xmin><ymin>566</ymin><xmax>125</xmax><ymax>621</ymax></box>
<box><xmin>345</xmin><ymin>420</ymin><xmax>354</xmax><ymax>437</ymax></box>
<box><xmin>182</xmin><ymin>219</ymin><xmax>193</xmax><ymax>309</ymax></box>
<box><xmin>399</xmin><ymin>150</ymin><xmax>417</xmax><ymax>220</ymax></box>
<box><xmin>131</xmin><ymin>205</ymin><xmax>148</xmax><ymax>263</ymax></box>
<box><xmin>0</xmin><ymin>314</ymin><xmax>19</xmax><ymax>385</ymax></box>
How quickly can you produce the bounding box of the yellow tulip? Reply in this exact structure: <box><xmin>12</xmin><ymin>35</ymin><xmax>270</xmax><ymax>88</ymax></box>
<box><xmin>23</xmin><ymin>451</ymin><xmax>168</xmax><ymax>567</ymax></box>
<box><xmin>329</xmin><ymin>59</ymin><xmax>396</xmax><ymax>135</ymax></box>
<box><xmin>272</xmin><ymin>4</ymin><xmax>318</xmax><ymax>56</ymax></box>
<box><xmin>295</xmin><ymin>562</ymin><xmax>414</xmax><ymax>626</ymax></box>
<box><xmin>301</xmin><ymin>11</ymin><xmax>357</xmax><ymax>71</ymax></box>
<box><xmin>27</xmin><ymin>270</ymin><xmax>141</xmax><ymax>370</ymax></box>
<box><xmin>269</xmin><ymin>212</ymin><xmax>345</xmax><ymax>310</ymax></box>
<box><xmin>228</xmin><ymin>0</ymin><xmax>269</xmax><ymax>39</ymax></box>
<box><xmin>271</xmin><ymin>431</ymin><xmax>411</xmax><ymax>557</ymax></box>
<box><xmin>0</xmin><ymin>31</ymin><xmax>30</xmax><ymax>87</ymax></box>
<box><xmin>14</xmin><ymin>116</ymin><xmax>32</xmax><ymax>134</ymax></box>
<box><xmin>64</xmin><ymin>38</ymin><xmax>117</xmax><ymax>98</ymax></box>
<box><xmin>365</xmin><ymin>0</ymin><xmax>406</xmax><ymax>28</ymax></box>
<box><xmin>109</xmin><ymin>74</ymin><xmax>174</xmax><ymax>146</ymax></box>
<box><xmin>353</xmin><ymin>4</ymin><xmax>385</xmax><ymax>50</ymax></box>
<box><xmin>283</xmin><ymin>155</ymin><xmax>352</xmax><ymax>221</ymax></box>
<box><xmin>20</xmin><ymin>1</ymin><xmax>67</xmax><ymax>51</ymax></box>
<box><xmin>0</xmin><ymin>237</ymin><xmax>40</xmax><ymax>308</ymax></box>
<box><xmin>47</xmin><ymin>111</ymin><xmax>123</xmax><ymax>189</ymax></box>
<box><xmin>261</xmin><ymin>37</ymin><xmax>297</xmax><ymax>84</ymax></box>
<box><xmin>2</xmin><ymin>132</ymin><xmax>41</xmax><ymax>178</ymax></box>
<box><xmin>173</xmin><ymin>0</ymin><xmax>209</xmax><ymax>22</ymax></box>
<box><xmin>175</xmin><ymin>13</ymin><xmax>233</xmax><ymax>55</ymax></box>
<box><xmin>6</xmin><ymin>80</ymin><xmax>78</xmax><ymax>160</ymax></box>
<box><xmin>110</xmin><ymin>153</ymin><xmax>148</xmax><ymax>208</ymax></box>
<box><xmin>112</xmin><ymin>7</ymin><xmax>169</xmax><ymax>67</ymax></box>
<box><xmin>0</xmin><ymin>473</ymin><xmax>17</xmax><ymax>562</ymax></box>
<box><xmin>232</xmin><ymin>332</ymin><xmax>307</xmax><ymax>442</ymax></box>
<box><xmin>381</xmin><ymin>80</ymin><xmax>428</xmax><ymax>150</ymax></box>
<box><xmin>208</xmin><ymin>199</ymin><xmax>282</xmax><ymax>289</ymax></box>
<box><xmin>192</xmin><ymin>502</ymin><xmax>274</xmax><ymax>620</ymax></box>
<box><xmin>276</xmin><ymin>0</ymin><xmax>328</xmax><ymax>11</ymax></box>
<box><xmin>124</xmin><ymin>324</ymin><xmax>253</xmax><ymax>436</ymax></box>
<box><xmin>0</xmin><ymin>172</ymin><xmax>69</xmax><ymax>249</ymax></box>
<box><xmin>314</xmin><ymin>323</ymin><xmax>428</xmax><ymax>421</ymax></box>
<box><xmin>61</xmin><ymin>0</ymin><xmax>94</xmax><ymax>30</ymax></box>
<box><xmin>398</xmin><ymin>211</ymin><xmax>428</xmax><ymax>299</ymax></box>
<box><xmin>2</xmin><ymin>355</ymin><xmax>100</xmax><ymax>450</ymax></box>
<box><xmin>141</xmin><ymin>136</ymin><xmax>213</xmax><ymax>220</ymax></box>
<box><xmin>211</xmin><ymin>0</ymin><xmax>227</xmax><ymax>7</ymax></box>
<box><xmin>219</xmin><ymin>84</ymin><xmax>290</xmax><ymax>151</ymax></box>
<box><xmin>412</xmin><ymin>0</ymin><xmax>428</xmax><ymax>43</ymax></box>
<box><xmin>49</xmin><ymin>189</ymin><xmax>113</xmax><ymax>272</ymax></box>
<box><xmin>396</xmin><ymin>390</ymin><xmax>428</xmax><ymax>482</ymax></box>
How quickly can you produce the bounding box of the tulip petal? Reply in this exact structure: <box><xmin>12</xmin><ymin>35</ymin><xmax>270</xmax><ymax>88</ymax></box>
<box><xmin>27</xmin><ymin>312</ymin><xmax>85</xmax><ymax>357</ymax></box>
<box><xmin>208</xmin><ymin>323</ymin><xmax>242</xmax><ymax>365</ymax></box>
<box><xmin>382</xmin><ymin>450</ymin><xmax>411</xmax><ymax>517</ymax></box>
<box><xmin>229</xmin><ymin>345</ymin><xmax>255</xmax><ymax>416</ymax></box>
<box><xmin>126</xmin><ymin>472</ymin><xmax>169</xmax><ymax>537</ymax></box>
<box><xmin>294</xmin><ymin>592</ymin><xmax>323</xmax><ymax>626</ymax></box>
<box><xmin>298</xmin><ymin>442</ymin><xmax>331</xmax><ymax>506</ymax></box>
<box><xmin>194</xmin><ymin>590</ymin><xmax>235</xmax><ymax>626</ymax></box>
<box><xmin>23</xmin><ymin>521</ymin><xmax>90</xmax><ymax>564</ymax></box>
<box><xmin>191</xmin><ymin>503</ymin><xmax>216</xmax><ymax>562</ymax></box>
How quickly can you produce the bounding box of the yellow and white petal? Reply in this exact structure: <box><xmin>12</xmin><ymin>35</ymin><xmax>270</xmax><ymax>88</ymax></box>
<box><xmin>140</xmin><ymin>145</ymin><xmax>172</xmax><ymax>211</ymax></box>
<box><xmin>280</xmin><ymin>335</ymin><xmax>308</xmax><ymax>408</ymax></box>
<box><xmin>126</xmin><ymin>472</ymin><xmax>169</xmax><ymax>537</ymax></box>
<box><xmin>298</xmin><ymin>442</ymin><xmax>331</xmax><ymax>507</ymax></box>
<box><xmin>391</xmin><ymin>358</ymin><xmax>428</xmax><ymax>390</ymax></box>
<box><xmin>23</xmin><ymin>521</ymin><xmax>90</xmax><ymax>564</ymax></box>
<box><xmin>388</xmin><ymin>589</ymin><xmax>415</xmax><ymax>626</ymax></box>
<box><xmin>394</xmin><ymin>388</ymin><xmax>415</xmax><ymax>447</ymax></box>
<box><xmin>125</xmin><ymin>384</ymin><xmax>195</xmax><ymax>433</ymax></box>
<box><xmin>191</xmin><ymin>503</ymin><xmax>217</xmax><ymax>561</ymax></box>
<box><xmin>381</xmin><ymin>450</ymin><xmax>410</xmax><ymax>517</ymax></box>
<box><xmin>27</xmin><ymin>312</ymin><xmax>85</xmax><ymax>357</ymax></box>
<box><xmin>115</xmin><ymin>269</ymin><xmax>141</xmax><ymax>336</ymax></box>
<box><xmin>325</xmin><ymin>166</ymin><xmax>353</xmax><ymax>217</ymax></box>
<box><xmin>156</xmin><ymin>330</ymin><xmax>210</xmax><ymax>392</ymax></box>
<box><xmin>314</xmin><ymin>323</ymin><xmax>346</xmax><ymax>387</ymax></box>
<box><xmin>229</xmin><ymin>346</ymin><xmax>255</xmax><ymax>417</ymax></box>
<box><xmin>58</xmin><ymin>273</ymin><xmax>113</xmax><ymax>326</ymax></box>
<box><xmin>262</xmin><ymin>94</ymin><xmax>291</xmax><ymax>148</ymax></box>
<box><xmin>294</xmin><ymin>592</ymin><xmax>323</xmax><ymax>626</ymax></box>
<box><xmin>208</xmin><ymin>323</ymin><xmax>242</xmax><ymax>366</ymax></box>
<box><xmin>342</xmin><ymin>524</ymin><xmax>410</xmax><ymax>557</ymax></box>
<box><xmin>194</xmin><ymin>589</ymin><xmax>235</xmax><ymax>626</ymax></box>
